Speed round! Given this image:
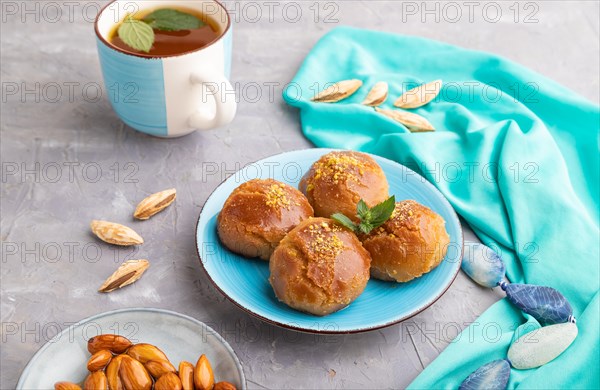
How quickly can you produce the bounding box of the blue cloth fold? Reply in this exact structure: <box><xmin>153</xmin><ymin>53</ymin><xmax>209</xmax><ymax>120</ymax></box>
<box><xmin>283</xmin><ymin>26</ymin><xmax>599</xmax><ymax>389</ymax></box>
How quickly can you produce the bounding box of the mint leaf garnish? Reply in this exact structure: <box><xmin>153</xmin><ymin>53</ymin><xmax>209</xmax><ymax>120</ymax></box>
<box><xmin>143</xmin><ymin>9</ymin><xmax>205</xmax><ymax>31</ymax></box>
<box><xmin>357</xmin><ymin>200</ymin><xmax>370</xmax><ymax>219</ymax></box>
<box><xmin>331</xmin><ymin>196</ymin><xmax>396</xmax><ymax>234</ymax></box>
<box><xmin>357</xmin><ymin>221</ymin><xmax>373</xmax><ymax>235</ymax></box>
<box><xmin>331</xmin><ymin>213</ymin><xmax>357</xmax><ymax>231</ymax></box>
<box><xmin>368</xmin><ymin>195</ymin><xmax>396</xmax><ymax>226</ymax></box>
<box><xmin>118</xmin><ymin>16</ymin><xmax>154</xmax><ymax>53</ymax></box>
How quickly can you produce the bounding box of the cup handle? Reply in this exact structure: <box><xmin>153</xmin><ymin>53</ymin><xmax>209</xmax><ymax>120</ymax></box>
<box><xmin>188</xmin><ymin>71</ymin><xmax>237</xmax><ymax>130</ymax></box>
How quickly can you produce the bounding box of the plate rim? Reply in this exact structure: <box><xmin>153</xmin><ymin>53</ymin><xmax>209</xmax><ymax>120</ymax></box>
<box><xmin>16</xmin><ymin>307</ymin><xmax>247</xmax><ymax>389</ymax></box>
<box><xmin>195</xmin><ymin>148</ymin><xmax>464</xmax><ymax>334</ymax></box>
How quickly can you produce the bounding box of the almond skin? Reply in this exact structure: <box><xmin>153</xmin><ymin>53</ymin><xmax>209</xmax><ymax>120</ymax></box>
<box><xmin>90</xmin><ymin>220</ymin><xmax>143</xmax><ymax>246</ymax></box>
<box><xmin>87</xmin><ymin>349</ymin><xmax>112</xmax><ymax>372</ymax></box>
<box><xmin>126</xmin><ymin>343</ymin><xmax>169</xmax><ymax>364</ymax></box>
<box><xmin>54</xmin><ymin>382</ymin><xmax>82</xmax><ymax>390</ymax></box>
<box><xmin>83</xmin><ymin>371</ymin><xmax>108</xmax><ymax>390</ymax></box>
<box><xmin>179</xmin><ymin>361</ymin><xmax>195</xmax><ymax>390</ymax></box>
<box><xmin>145</xmin><ymin>359</ymin><xmax>176</xmax><ymax>379</ymax></box>
<box><xmin>214</xmin><ymin>382</ymin><xmax>237</xmax><ymax>390</ymax></box>
<box><xmin>88</xmin><ymin>334</ymin><xmax>132</xmax><ymax>355</ymax></box>
<box><xmin>119</xmin><ymin>355</ymin><xmax>152</xmax><ymax>390</ymax></box>
<box><xmin>194</xmin><ymin>354</ymin><xmax>215</xmax><ymax>390</ymax></box>
<box><xmin>106</xmin><ymin>355</ymin><xmax>125</xmax><ymax>390</ymax></box>
<box><xmin>155</xmin><ymin>372</ymin><xmax>183</xmax><ymax>390</ymax></box>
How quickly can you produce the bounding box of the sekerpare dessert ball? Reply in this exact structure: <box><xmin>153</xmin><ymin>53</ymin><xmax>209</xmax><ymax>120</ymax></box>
<box><xmin>299</xmin><ymin>151</ymin><xmax>389</xmax><ymax>221</ymax></box>
<box><xmin>217</xmin><ymin>179</ymin><xmax>313</xmax><ymax>260</ymax></box>
<box><xmin>269</xmin><ymin>217</ymin><xmax>371</xmax><ymax>316</ymax></box>
<box><xmin>360</xmin><ymin>200</ymin><xmax>450</xmax><ymax>282</ymax></box>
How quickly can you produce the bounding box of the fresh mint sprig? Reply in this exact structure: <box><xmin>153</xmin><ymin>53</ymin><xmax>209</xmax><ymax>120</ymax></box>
<box><xmin>118</xmin><ymin>9</ymin><xmax>204</xmax><ymax>53</ymax></box>
<box><xmin>332</xmin><ymin>195</ymin><xmax>396</xmax><ymax>234</ymax></box>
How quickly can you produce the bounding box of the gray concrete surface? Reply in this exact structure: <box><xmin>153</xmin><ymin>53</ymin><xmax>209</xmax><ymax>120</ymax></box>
<box><xmin>1</xmin><ymin>1</ymin><xmax>598</xmax><ymax>389</ymax></box>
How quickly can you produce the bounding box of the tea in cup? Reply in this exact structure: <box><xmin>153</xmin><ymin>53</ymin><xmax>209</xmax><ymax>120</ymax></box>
<box><xmin>95</xmin><ymin>0</ymin><xmax>236</xmax><ymax>137</ymax></box>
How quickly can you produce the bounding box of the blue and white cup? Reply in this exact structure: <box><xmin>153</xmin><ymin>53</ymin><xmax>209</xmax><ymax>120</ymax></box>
<box><xmin>95</xmin><ymin>0</ymin><xmax>236</xmax><ymax>138</ymax></box>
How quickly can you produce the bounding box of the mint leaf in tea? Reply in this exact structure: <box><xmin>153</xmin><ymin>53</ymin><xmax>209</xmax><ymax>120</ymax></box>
<box><xmin>117</xmin><ymin>17</ymin><xmax>154</xmax><ymax>53</ymax></box>
<box><xmin>111</xmin><ymin>7</ymin><xmax>221</xmax><ymax>57</ymax></box>
<box><xmin>143</xmin><ymin>9</ymin><xmax>205</xmax><ymax>31</ymax></box>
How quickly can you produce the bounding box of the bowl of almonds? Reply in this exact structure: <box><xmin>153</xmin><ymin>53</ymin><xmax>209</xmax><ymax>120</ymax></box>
<box><xmin>16</xmin><ymin>308</ymin><xmax>245</xmax><ymax>390</ymax></box>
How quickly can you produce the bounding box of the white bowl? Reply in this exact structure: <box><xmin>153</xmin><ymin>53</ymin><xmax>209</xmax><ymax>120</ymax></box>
<box><xmin>17</xmin><ymin>308</ymin><xmax>246</xmax><ymax>389</ymax></box>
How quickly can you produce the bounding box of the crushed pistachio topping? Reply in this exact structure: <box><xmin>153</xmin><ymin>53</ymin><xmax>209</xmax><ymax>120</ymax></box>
<box><xmin>395</xmin><ymin>201</ymin><xmax>416</xmax><ymax>220</ymax></box>
<box><xmin>390</xmin><ymin>205</ymin><xmax>399</xmax><ymax>219</ymax></box>
<box><xmin>381</xmin><ymin>201</ymin><xmax>418</xmax><ymax>230</ymax></box>
<box><xmin>312</xmin><ymin>153</ymin><xmax>365</xmax><ymax>185</ymax></box>
<box><xmin>265</xmin><ymin>183</ymin><xmax>291</xmax><ymax>209</ymax></box>
<box><xmin>305</xmin><ymin>222</ymin><xmax>344</xmax><ymax>260</ymax></box>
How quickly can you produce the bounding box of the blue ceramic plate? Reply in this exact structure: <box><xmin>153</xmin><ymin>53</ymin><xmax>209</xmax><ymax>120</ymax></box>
<box><xmin>17</xmin><ymin>308</ymin><xmax>246</xmax><ymax>389</ymax></box>
<box><xmin>196</xmin><ymin>149</ymin><xmax>463</xmax><ymax>333</ymax></box>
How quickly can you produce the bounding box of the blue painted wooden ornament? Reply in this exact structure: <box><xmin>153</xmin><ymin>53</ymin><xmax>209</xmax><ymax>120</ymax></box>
<box><xmin>461</xmin><ymin>243</ymin><xmax>506</xmax><ymax>288</ymax></box>
<box><xmin>501</xmin><ymin>283</ymin><xmax>574</xmax><ymax>325</ymax></box>
<box><xmin>459</xmin><ymin>359</ymin><xmax>511</xmax><ymax>390</ymax></box>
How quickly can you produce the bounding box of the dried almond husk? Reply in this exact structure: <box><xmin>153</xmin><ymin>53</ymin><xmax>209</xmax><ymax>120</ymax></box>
<box><xmin>134</xmin><ymin>188</ymin><xmax>176</xmax><ymax>220</ymax></box>
<box><xmin>311</xmin><ymin>79</ymin><xmax>362</xmax><ymax>103</ymax></box>
<box><xmin>90</xmin><ymin>220</ymin><xmax>143</xmax><ymax>246</ymax></box>
<box><xmin>394</xmin><ymin>80</ymin><xmax>442</xmax><ymax>109</ymax></box>
<box><xmin>361</xmin><ymin>82</ymin><xmax>388</xmax><ymax>106</ymax></box>
<box><xmin>375</xmin><ymin>108</ymin><xmax>435</xmax><ymax>132</ymax></box>
<box><xmin>99</xmin><ymin>260</ymin><xmax>149</xmax><ymax>293</ymax></box>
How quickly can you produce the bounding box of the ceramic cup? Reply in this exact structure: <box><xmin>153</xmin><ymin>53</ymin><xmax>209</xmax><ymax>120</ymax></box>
<box><xmin>95</xmin><ymin>0</ymin><xmax>236</xmax><ymax>138</ymax></box>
